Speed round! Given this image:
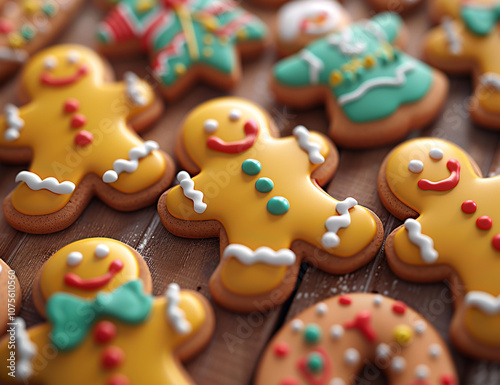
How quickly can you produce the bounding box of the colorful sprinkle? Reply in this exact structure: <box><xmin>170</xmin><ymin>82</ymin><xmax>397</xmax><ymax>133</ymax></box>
<box><xmin>329</xmin><ymin>70</ymin><xmax>343</xmax><ymax>86</ymax></box>
<box><xmin>440</xmin><ymin>374</ymin><xmax>456</xmax><ymax>385</ymax></box>
<box><xmin>330</xmin><ymin>379</ymin><xmax>346</xmax><ymax>385</ymax></box>
<box><xmin>373</xmin><ymin>294</ymin><xmax>383</xmax><ymax>306</ymax></box>
<box><xmin>42</xmin><ymin>1</ymin><xmax>58</xmax><ymax>17</ymax></box>
<box><xmin>303</xmin><ymin>324</ymin><xmax>322</xmax><ymax>345</ymax></box>
<box><xmin>415</xmin><ymin>364</ymin><xmax>430</xmax><ymax>380</ymax></box>
<box><xmin>392</xmin><ymin>301</ymin><xmax>407</xmax><ymax>315</ymax></box>
<box><xmin>330</xmin><ymin>324</ymin><xmax>344</xmax><ymax>340</ymax></box>
<box><xmin>7</xmin><ymin>32</ymin><xmax>25</xmax><ymax>48</ymax></box>
<box><xmin>375</xmin><ymin>343</ymin><xmax>390</xmax><ymax>360</ymax></box>
<box><xmin>344</xmin><ymin>348</ymin><xmax>360</xmax><ymax>365</ymax></box>
<box><xmin>315</xmin><ymin>302</ymin><xmax>328</xmax><ymax>316</ymax></box>
<box><xmin>344</xmin><ymin>310</ymin><xmax>377</xmax><ymax>342</ymax></box>
<box><xmin>492</xmin><ymin>234</ymin><xmax>500</xmax><ymax>251</ymax></box>
<box><xmin>338</xmin><ymin>295</ymin><xmax>352</xmax><ymax>306</ymax></box>
<box><xmin>0</xmin><ymin>19</ymin><xmax>14</xmax><ymax>34</ymax></box>
<box><xmin>242</xmin><ymin>159</ymin><xmax>261</xmax><ymax>176</ymax></box>
<box><xmin>255</xmin><ymin>177</ymin><xmax>274</xmax><ymax>193</ymax></box>
<box><xmin>364</xmin><ymin>55</ymin><xmax>376</xmax><ymax>68</ymax></box>
<box><xmin>414</xmin><ymin>320</ymin><xmax>427</xmax><ymax>335</ymax></box>
<box><xmin>273</xmin><ymin>341</ymin><xmax>289</xmax><ymax>358</ymax></box>
<box><xmin>429</xmin><ymin>343</ymin><xmax>442</xmax><ymax>359</ymax></box>
<box><xmin>307</xmin><ymin>352</ymin><xmax>324</xmax><ymax>373</ymax></box>
<box><xmin>393</xmin><ymin>325</ymin><xmax>413</xmax><ymax>346</ymax></box>
<box><xmin>20</xmin><ymin>24</ymin><xmax>36</xmax><ymax>40</ymax></box>
<box><xmin>391</xmin><ymin>356</ymin><xmax>406</xmax><ymax>373</ymax></box>
<box><xmin>267</xmin><ymin>196</ymin><xmax>290</xmax><ymax>216</ymax></box>
<box><xmin>476</xmin><ymin>216</ymin><xmax>492</xmax><ymax>230</ymax></box>
<box><xmin>279</xmin><ymin>378</ymin><xmax>299</xmax><ymax>385</ymax></box>
<box><xmin>461</xmin><ymin>200</ymin><xmax>477</xmax><ymax>214</ymax></box>
<box><xmin>291</xmin><ymin>319</ymin><xmax>303</xmax><ymax>332</ymax></box>
<box><xmin>175</xmin><ymin>63</ymin><xmax>186</xmax><ymax>75</ymax></box>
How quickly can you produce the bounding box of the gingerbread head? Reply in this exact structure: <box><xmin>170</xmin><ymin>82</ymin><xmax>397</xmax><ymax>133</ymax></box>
<box><xmin>0</xmin><ymin>238</ymin><xmax>215</xmax><ymax>385</ymax></box>
<box><xmin>159</xmin><ymin>97</ymin><xmax>383</xmax><ymax>313</ymax></box>
<box><xmin>379</xmin><ymin>138</ymin><xmax>500</xmax><ymax>361</ymax></box>
<box><xmin>0</xmin><ymin>44</ymin><xmax>174</xmax><ymax>234</ymax></box>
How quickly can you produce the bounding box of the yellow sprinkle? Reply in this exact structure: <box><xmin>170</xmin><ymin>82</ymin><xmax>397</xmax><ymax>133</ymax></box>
<box><xmin>23</xmin><ymin>0</ymin><xmax>39</xmax><ymax>13</ymax></box>
<box><xmin>393</xmin><ymin>325</ymin><xmax>413</xmax><ymax>346</ymax></box>
<box><xmin>8</xmin><ymin>33</ymin><xmax>25</xmax><ymax>48</ymax></box>
<box><xmin>237</xmin><ymin>29</ymin><xmax>247</xmax><ymax>39</ymax></box>
<box><xmin>341</xmin><ymin>58</ymin><xmax>363</xmax><ymax>73</ymax></box>
<box><xmin>203</xmin><ymin>47</ymin><xmax>213</xmax><ymax>58</ymax></box>
<box><xmin>329</xmin><ymin>70</ymin><xmax>343</xmax><ymax>86</ymax></box>
<box><xmin>381</xmin><ymin>41</ymin><xmax>394</xmax><ymax>60</ymax></box>
<box><xmin>364</xmin><ymin>55</ymin><xmax>376</xmax><ymax>68</ymax></box>
<box><xmin>203</xmin><ymin>34</ymin><xmax>214</xmax><ymax>45</ymax></box>
<box><xmin>136</xmin><ymin>0</ymin><xmax>154</xmax><ymax>12</ymax></box>
<box><xmin>175</xmin><ymin>63</ymin><xmax>186</xmax><ymax>75</ymax></box>
<box><xmin>204</xmin><ymin>18</ymin><xmax>218</xmax><ymax>31</ymax></box>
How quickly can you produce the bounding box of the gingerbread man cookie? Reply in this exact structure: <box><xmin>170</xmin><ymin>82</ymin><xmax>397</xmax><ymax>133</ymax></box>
<box><xmin>255</xmin><ymin>294</ymin><xmax>458</xmax><ymax>385</ymax></box>
<box><xmin>423</xmin><ymin>0</ymin><xmax>500</xmax><ymax>129</ymax></box>
<box><xmin>0</xmin><ymin>44</ymin><xmax>174</xmax><ymax>234</ymax></box>
<box><xmin>272</xmin><ymin>13</ymin><xmax>448</xmax><ymax>148</ymax></box>
<box><xmin>0</xmin><ymin>237</ymin><xmax>215</xmax><ymax>384</ymax></box>
<box><xmin>275</xmin><ymin>0</ymin><xmax>351</xmax><ymax>57</ymax></box>
<box><xmin>96</xmin><ymin>0</ymin><xmax>267</xmax><ymax>102</ymax></box>
<box><xmin>158</xmin><ymin>97</ymin><xmax>384</xmax><ymax>313</ymax></box>
<box><xmin>379</xmin><ymin>137</ymin><xmax>500</xmax><ymax>361</ymax></box>
<box><xmin>0</xmin><ymin>259</ymin><xmax>21</xmax><ymax>335</ymax></box>
<box><xmin>0</xmin><ymin>0</ymin><xmax>84</xmax><ymax>82</ymax></box>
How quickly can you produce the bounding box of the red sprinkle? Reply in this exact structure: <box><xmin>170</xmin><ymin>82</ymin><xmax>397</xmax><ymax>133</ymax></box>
<box><xmin>279</xmin><ymin>378</ymin><xmax>299</xmax><ymax>385</ymax></box>
<box><xmin>107</xmin><ymin>374</ymin><xmax>130</xmax><ymax>385</ymax></box>
<box><xmin>74</xmin><ymin>130</ymin><xmax>94</xmax><ymax>146</ymax></box>
<box><xmin>476</xmin><ymin>216</ymin><xmax>492</xmax><ymax>231</ymax></box>
<box><xmin>0</xmin><ymin>19</ymin><xmax>14</xmax><ymax>34</ymax></box>
<box><xmin>94</xmin><ymin>321</ymin><xmax>117</xmax><ymax>344</ymax></box>
<box><xmin>101</xmin><ymin>346</ymin><xmax>124</xmax><ymax>369</ymax></box>
<box><xmin>63</xmin><ymin>98</ymin><xmax>80</xmax><ymax>113</ymax></box>
<box><xmin>392</xmin><ymin>301</ymin><xmax>407</xmax><ymax>315</ymax></box>
<box><xmin>339</xmin><ymin>295</ymin><xmax>352</xmax><ymax>306</ymax></box>
<box><xmin>440</xmin><ymin>374</ymin><xmax>456</xmax><ymax>385</ymax></box>
<box><xmin>71</xmin><ymin>113</ymin><xmax>87</xmax><ymax>128</ymax></box>
<box><xmin>273</xmin><ymin>342</ymin><xmax>290</xmax><ymax>358</ymax></box>
<box><xmin>461</xmin><ymin>200</ymin><xmax>477</xmax><ymax>214</ymax></box>
<box><xmin>344</xmin><ymin>310</ymin><xmax>377</xmax><ymax>342</ymax></box>
<box><xmin>492</xmin><ymin>234</ymin><xmax>500</xmax><ymax>251</ymax></box>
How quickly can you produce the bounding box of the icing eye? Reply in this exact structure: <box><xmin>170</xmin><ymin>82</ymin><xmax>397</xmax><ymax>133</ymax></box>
<box><xmin>67</xmin><ymin>251</ymin><xmax>83</xmax><ymax>267</ymax></box>
<box><xmin>408</xmin><ymin>160</ymin><xmax>424</xmax><ymax>174</ymax></box>
<box><xmin>203</xmin><ymin>119</ymin><xmax>219</xmax><ymax>133</ymax></box>
<box><xmin>44</xmin><ymin>55</ymin><xmax>57</xmax><ymax>70</ymax></box>
<box><xmin>229</xmin><ymin>109</ymin><xmax>242</xmax><ymax>121</ymax></box>
<box><xmin>67</xmin><ymin>50</ymin><xmax>80</xmax><ymax>64</ymax></box>
<box><xmin>95</xmin><ymin>244</ymin><xmax>110</xmax><ymax>258</ymax></box>
<box><xmin>429</xmin><ymin>147</ymin><xmax>443</xmax><ymax>160</ymax></box>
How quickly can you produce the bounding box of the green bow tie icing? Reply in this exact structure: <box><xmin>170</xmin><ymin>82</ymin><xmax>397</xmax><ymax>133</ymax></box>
<box><xmin>47</xmin><ymin>280</ymin><xmax>153</xmax><ymax>351</ymax></box>
<box><xmin>461</xmin><ymin>2</ymin><xmax>500</xmax><ymax>36</ymax></box>
<box><xmin>97</xmin><ymin>0</ymin><xmax>266</xmax><ymax>96</ymax></box>
<box><xmin>273</xmin><ymin>12</ymin><xmax>433</xmax><ymax>124</ymax></box>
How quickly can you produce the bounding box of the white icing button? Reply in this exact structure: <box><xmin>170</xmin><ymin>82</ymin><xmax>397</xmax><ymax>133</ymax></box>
<box><xmin>330</xmin><ymin>324</ymin><xmax>344</xmax><ymax>340</ymax></box>
<box><xmin>376</xmin><ymin>343</ymin><xmax>391</xmax><ymax>360</ymax></box>
<box><xmin>203</xmin><ymin>119</ymin><xmax>219</xmax><ymax>133</ymax></box>
<box><xmin>229</xmin><ymin>109</ymin><xmax>242</xmax><ymax>121</ymax></box>
<box><xmin>429</xmin><ymin>344</ymin><xmax>442</xmax><ymax>359</ymax></box>
<box><xmin>95</xmin><ymin>244</ymin><xmax>110</xmax><ymax>258</ymax></box>
<box><xmin>391</xmin><ymin>356</ymin><xmax>406</xmax><ymax>373</ymax></box>
<box><xmin>329</xmin><ymin>378</ymin><xmax>346</xmax><ymax>385</ymax></box>
<box><xmin>44</xmin><ymin>55</ymin><xmax>57</xmax><ymax>70</ymax></box>
<box><xmin>291</xmin><ymin>319</ymin><xmax>304</xmax><ymax>332</ymax></box>
<box><xmin>429</xmin><ymin>147</ymin><xmax>444</xmax><ymax>160</ymax></box>
<box><xmin>415</xmin><ymin>364</ymin><xmax>429</xmax><ymax>380</ymax></box>
<box><xmin>67</xmin><ymin>252</ymin><xmax>83</xmax><ymax>267</ymax></box>
<box><xmin>344</xmin><ymin>348</ymin><xmax>360</xmax><ymax>365</ymax></box>
<box><xmin>414</xmin><ymin>320</ymin><xmax>427</xmax><ymax>335</ymax></box>
<box><xmin>373</xmin><ymin>294</ymin><xmax>383</xmax><ymax>306</ymax></box>
<box><xmin>316</xmin><ymin>302</ymin><xmax>328</xmax><ymax>316</ymax></box>
<box><xmin>408</xmin><ymin>160</ymin><xmax>424</xmax><ymax>174</ymax></box>
<box><xmin>67</xmin><ymin>50</ymin><xmax>80</xmax><ymax>64</ymax></box>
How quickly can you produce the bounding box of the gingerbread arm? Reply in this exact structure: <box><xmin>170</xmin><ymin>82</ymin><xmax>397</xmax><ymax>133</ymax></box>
<box><xmin>0</xmin><ymin>103</ymin><xmax>37</xmax><ymax>148</ymax></box>
<box><xmin>370</xmin><ymin>12</ymin><xmax>404</xmax><ymax>46</ymax></box>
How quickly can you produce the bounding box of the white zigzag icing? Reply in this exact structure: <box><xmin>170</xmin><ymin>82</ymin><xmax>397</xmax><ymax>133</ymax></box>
<box><xmin>102</xmin><ymin>140</ymin><xmax>159</xmax><ymax>183</ymax></box>
<box><xmin>442</xmin><ymin>17</ymin><xmax>462</xmax><ymax>55</ymax></box>
<box><xmin>299</xmin><ymin>49</ymin><xmax>324</xmax><ymax>84</ymax></box>
<box><xmin>223</xmin><ymin>244</ymin><xmax>296</xmax><ymax>266</ymax></box>
<box><xmin>165</xmin><ymin>283</ymin><xmax>192</xmax><ymax>335</ymax></box>
<box><xmin>465</xmin><ymin>291</ymin><xmax>500</xmax><ymax>315</ymax></box>
<box><xmin>480</xmin><ymin>73</ymin><xmax>500</xmax><ymax>91</ymax></box>
<box><xmin>15</xmin><ymin>171</ymin><xmax>75</xmax><ymax>194</ymax></box>
<box><xmin>124</xmin><ymin>72</ymin><xmax>147</xmax><ymax>106</ymax></box>
<box><xmin>15</xmin><ymin>318</ymin><xmax>37</xmax><ymax>381</ymax></box>
<box><xmin>293</xmin><ymin>126</ymin><xmax>325</xmax><ymax>165</ymax></box>
<box><xmin>404</xmin><ymin>219</ymin><xmax>439</xmax><ymax>263</ymax></box>
<box><xmin>177</xmin><ymin>171</ymin><xmax>207</xmax><ymax>214</ymax></box>
<box><xmin>322</xmin><ymin>197</ymin><xmax>358</xmax><ymax>248</ymax></box>
<box><xmin>4</xmin><ymin>104</ymin><xmax>25</xmax><ymax>142</ymax></box>
<box><xmin>337</xmin><ymin>61</ymin><xmax>416</xmax><ymax>106</ymax></box>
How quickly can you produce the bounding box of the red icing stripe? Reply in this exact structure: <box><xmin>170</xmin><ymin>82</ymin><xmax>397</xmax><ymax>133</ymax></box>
<box><xmin>207</xmin><ymin>119</ymin><xmax>259</xmax><ymax>154</ymax></box>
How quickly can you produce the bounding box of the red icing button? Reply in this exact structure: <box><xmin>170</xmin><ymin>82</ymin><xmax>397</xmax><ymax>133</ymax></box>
<box><xmin>75</xmin><ymin>130</ymin><xmax>94</xmax><ymax>146</ymax></box>
<box><xmin>392</xmin><ymin>301</ymin><xmax>407</xmax><ymax>315</ymax></box>
<box><xmin>63</xmin><ymin>98</ymin><xmax>80</xmax><ymax>113</ymax></box>
<box><xmin>279</xmin><ymin>378</ymin><xmax>299</xmax><ymax>385</ymax></box>
<box><xmin>94</xmin><ymin>321</ymin><xmax>117</xmax><ymax>344</ymax></box>
<box><xmin>101</xmin><ymin>346</ymin><xmax>124</xmax><ymax>370</ymax></box>
<box><xmin>440</xmin><ymin>374</ymin><xmax>456</xmax><ymax>385</ymax></box>
<box><xmin>274</xmin><ymin>341</ymin><xmax>289</xmax><ymax>357</ymax></box>
<box><xmin>71</xmin><ymin>113</ymin><xmax>87</xmax><ymax>128</ymax></box>
<box><xmin>0</xmin><ymin>19</ymin><xmax>14</xmax><ymax>34</ymax></box>
<box><xmin>339</xmin><ymin>295</ymin><xmax>352</xmax><ymax>305</ymax></box>
<box><xmin>492</xmin><ymin>234</ymin><xmax>500</xmax><ymax>251</ymax></box>
<box><xmin>107</xmin><ymin>374</ymin><xmax>130</xmax><ymax>385</ymax></box>
<box><xmin>461</xmin><ymin>200</ymin><xmax>477</xmax><ymax>214</ymax></box>
<box><xmin>476</xmin><ymin>216</ymin><xmax>492</xmax><ymax>231</ymax></box>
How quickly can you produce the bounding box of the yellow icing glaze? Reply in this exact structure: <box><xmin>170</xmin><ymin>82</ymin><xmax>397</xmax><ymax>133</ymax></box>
<box><xmin>0</xmin><ymin>44</ymin><xmax>166</xmax><ymax>215</ymax></box>
<box><xmin>165</xmin><ymin>98</ymin><xmax>378</xmax><ymax>295</ymax></box>
<box><xmin>385</xmin><ymin>138</ymin><xmax>500</xmax><ymax>347</ymax></box>
<box><xmin>0</xmin><ymin>238</ymin><xmax>209</xmax><ymax>385</ymax></box>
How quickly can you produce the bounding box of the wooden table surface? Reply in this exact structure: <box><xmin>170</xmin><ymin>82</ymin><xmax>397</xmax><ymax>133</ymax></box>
<box><xmin>1</xmin><ymin>1</ymin><xmax>500</xmax><ymax>384</ymax></box>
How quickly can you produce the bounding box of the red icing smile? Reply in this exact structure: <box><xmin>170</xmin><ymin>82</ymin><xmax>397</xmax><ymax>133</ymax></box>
<box><xmin>418</xmin><ymin>159</ymin><xmax>460</xmax><ymax>192</ymax></box>
<box><xmin>206</xmin><ymin>119</ymin><xmax>259</xmax><ymax>154</ymax></box>
<box><xmin>64</xmin><ymin>259</ymin><xmax>124</xmax><ymax>291</ymax></box>
<box><xmin>40</xmin><ymin>65</ymin><xmax>89</xmax><ymax>87</ymax></box>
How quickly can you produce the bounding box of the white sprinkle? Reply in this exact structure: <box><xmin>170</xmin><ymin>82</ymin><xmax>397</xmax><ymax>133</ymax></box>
<box><xmin>203</xmin><ymin>119</ymin><xmax>219</xmax><ymax>133</ymax></box>
<box><xmin>329</xmin><ymin>379</ymin><xmax>346</xmax><ymax>385</ymax></box>
<box><xmin>408</xmin><ymin>159</ymin><xmax>424</xmax><ymax>173</ymax></box>
<box><xmin>344</xmin><ymin>348</ymin><xmax>360</xmax><ymax>365</ymax></box>
<box><xmin>414</xmin><ymin>320</ymin><xmax>427</xmax><ymax>335</ymax></box>
<box><xmin>229</xmin><ymin>109</ymin><xmax>242</xmax><ymax>121</ymax></box>
<box><xmin>95</xmin><ymin>244</ymin><xmax>110</xmax><ymax>258</ymax></box>
<box><xmin>330</xmin><ymin>324</ymin><xmax>344</xmax><ymax>340</ymax></box>
<box><xmin>415</xmin><ymin>364</ymin><xmax>429</xmax><ymax>380</ymax></box>
<box><xmin>429</xmin><ymin>147</ymin><xmax>443</xmax><ymax>160</ymax></box>
<box><xmin>316</xmin><ymin>302</ymin><xmax>328</xmax><ymax>316</ymax></box>
<box><xmin>391</xmin><ymin>356</ymin><xmax>406</xmax><ymax>373</ymax></box>
<box><xmin>67</xmin><ymin>252</ymin><xmax>83</xmax><ymax>267</ymax></box>
<box><xmin>373</xmin><ymin>294</ymin><xmax>383</xmax><ymax>306</ymax></box>
<box><xmin>429</xmin><ymin>344</ymin><xmax>442</xmax><ymax>359</ymax></box>
<box><xmin>291</xmin><ymin>319</ymin><xmax>304</xmax><ymax>332</ymax></box>
<box><xmin>376</xmin><ymin>343</ymin><xmax>391</xmax><ymax>360</ymax></box>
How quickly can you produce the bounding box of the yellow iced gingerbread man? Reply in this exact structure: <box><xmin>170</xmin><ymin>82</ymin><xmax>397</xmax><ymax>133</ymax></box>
<box><xmin>423</xmin><ymin>0</ymin><xmax>500</xmax><ymax>129</ymax></box>
<box><xmin>0</xmin><ymin>238</ymin><xmax>215</xmax><ymax>385</ymax></box>
<box><xmin>158</xmin><ymin>97</ymin><xmax>383</xmax><ymax>313</ymax></box>
<box><xmin>0</xmin><ymin>44</ymin><xmax>173</xmax><ymax>234</ymax></box>
<box><xmin>380</xmin><ymin>137</ymin><xmax>500</xmax><ymax>362</ymax></box>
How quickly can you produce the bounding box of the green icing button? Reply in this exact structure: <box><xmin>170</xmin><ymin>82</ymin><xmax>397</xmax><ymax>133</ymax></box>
<box><xmin>21</xmin><ymin>24</ymin><xmax>36</xmax><ymax>40</ymax></box>
<box><xmin>307</xmin><ymin>352</ymin><xmax>324</xmax><ymax>373</ymax></box>
<box><xmin>303</xmin><ymin>323</ymin><xmax>321</xmax><ymax>344</ymax></box>
<box><xmin>255</xmin><ymin>177</ymin><xmax>273</xmax><ymax>193</ymax></box>
<box><xmin>267</xmin><ymin>196</ymin><xmax>289</xmax><ymax>215</ymax></box>
<box><xmin>242</xmin><ymin>159</ymin><xmax>261</xmax><ymax>176</ymax></box>
<box><xmin>42</xmin><ymin>1</ymin><xmax>58</xmax><ymax>17</ymax></box>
